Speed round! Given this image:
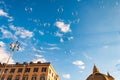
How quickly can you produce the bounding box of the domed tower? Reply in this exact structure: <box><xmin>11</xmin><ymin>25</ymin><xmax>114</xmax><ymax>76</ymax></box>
<box><xmin>86</xmin><ymin>65</ymin><xmax>115</xmax><ymax>80</ymax></box>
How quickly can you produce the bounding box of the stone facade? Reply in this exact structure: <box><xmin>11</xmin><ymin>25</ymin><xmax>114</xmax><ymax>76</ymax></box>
<box><xmin>0</xmin><ymin>61</ymin><xmax>60</xmax><ymax>80</ymax></box>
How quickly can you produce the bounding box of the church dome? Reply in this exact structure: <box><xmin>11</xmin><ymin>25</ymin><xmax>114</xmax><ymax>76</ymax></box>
<box><xmin>86</xmin><ymin>73</ymin><xmax>109</xmax><ymax>80</ymax></box>
<box><xmin>86</xmin><ymin>65</ymin><xmax>114</xmax><ymax>80</ymax></box>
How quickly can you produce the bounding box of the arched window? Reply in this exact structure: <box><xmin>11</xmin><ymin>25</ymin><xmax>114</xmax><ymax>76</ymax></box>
<box><xmin>40</xmin><ymin>76</ymin><xmax>45</xmax><ymax>80</ymax></box>
<box><xmin>31</xmin><ymin>76</ymin><xmax>36</xmax><ymax>80</ymax></box>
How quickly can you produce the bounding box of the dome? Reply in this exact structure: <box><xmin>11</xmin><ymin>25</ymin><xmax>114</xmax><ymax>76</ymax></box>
<box><xmin>86</xmin><ymin>73</ymin><xmax>109</xmax><ymax>80</ymax></box>
<box><xmin>86</xmin><ymin>65</ymin><xmax>114</xmax><ymax>80</ymax></box>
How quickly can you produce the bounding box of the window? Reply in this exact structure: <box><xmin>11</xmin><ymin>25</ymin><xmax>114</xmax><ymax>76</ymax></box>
<box><xmin>52</xmin><ymin>73</ymin><xmax>53</xmax><ymax>77</ymax></box>
<box><xmin>25</xmin><ymin>68</ymin><xmax>30</xmax><ymax>72</ymax></box>
<box><xmin>33</xmin><ymin>68</ymin><xmax>38</xmax><ymax>72</ymax></box>
<box><xmin>15</xmin><ymin>76</ymin><xmax>20</xmax><ymax>80</ymax></box>
<box><xmin>54</xmin><ymin>76</ymin><xmax>57</xmax><ymax>80</ymax></box>
<box><xmin>7</xmin><ymin>75</ymin><xmax>12</xmax><ymax>80</ymax></box>
<box><xmin>10</xmin><ymin>68</ymin><xmax>15</xmax><ymax>73</ymax></box>
<box><xmin>22</xmin><ymin>76</ymin><xmax>28</xmax><ymax>80</ymax></box>
<box><xmin>4</xmin><ymin>69</ymin><xmax>8</xmax><ymax>73</ymax></box>
<box><xmin>49</xmin><ymin>70</ymin><xmax>51</xmax><ymax>74</ymax></box>
<box><xmin>31</xmin><ymin>76</ymin><xmax>36</xmax><ymax>80</ymax></box>
<box><xmin>40</xmin><ymin>76</ymin><xmax>45</xmax><ymax>80</ymax></box>
<box><xmin>18</xmin><ymin>68</ymin><xmax>23</xmax><ymax>73</ymax></box>
<box><xmin>41</xmin><ymin>67</ymin><xmax>46</xmax><ymax>72</ymax></box>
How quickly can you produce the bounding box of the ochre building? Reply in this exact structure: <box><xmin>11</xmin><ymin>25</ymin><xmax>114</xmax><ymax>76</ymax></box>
<box><xmin>86</xmin><ymin>65</ymin><xmax>115</xmax><ymax>80</ymax></box>
<box><xmin>0</xmin><ymin>61</ymin><xmax>60</xmax><ymax>80</ymax></box>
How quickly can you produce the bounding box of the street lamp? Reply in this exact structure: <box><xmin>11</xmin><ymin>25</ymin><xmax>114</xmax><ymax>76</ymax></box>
<box><xmin>0</xmin><ymin>41</ymin><xmax>20</xmax><ymax>80</ymax></box>
<box><xmin>10</xmin><ymin>41</ymin><xmax>20</xmax><ymax>51</ymax></box>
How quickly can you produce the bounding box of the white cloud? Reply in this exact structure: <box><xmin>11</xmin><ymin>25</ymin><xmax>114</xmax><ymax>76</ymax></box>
<box><xmin>73</xmin><ymin>60</ymin><xmax>85</xmax><ymax>70</ymax></box>
<box><xmin>55</xmin><ymin>32</ymin><xmax>63</xmax><ymax>37</ymax></box>
<box><xmin>0</xmin><ymin>9</ymin><xmax>13</xmax><ymax>22</ymax></box>
<box><xmin>9</xmin><ymin>25</ymin><xmax>16</xmax><ymax>30</ymax></box>
<box><xmin>83</xmin><ymin>53</ymin><xmax>92</xmax><ymax>60</ymax></box>
<box><xmin>0</xmin><ymin>9</ymin><xmax>8</xmax><ymax>16</ymax></box>
<box><xmin>21</xmin><ymin>41</ymin><xmax>27</xmax><ymax>46</ymax></box>
<box><xmin>0</xmin><ymin>1</ymin><xmax>6</xmax><ymax>9</ymax></box>
<box><xmin>39</xmin><ymin>30</ymin><xmax>44</xmax><ymax>35</ymax></box>
<box><xmin>17</xmin><ymin>41</ymin><xmax>28</xmax><ymax>52</ymax></box>
<box><xmin>25</xmin><ymin>7</ymin><xmax>32</xmax><ymax>12</ymax></box>
<box><xmin>68</xmin><ymin>36</ymin><xmax>74</xmax><ymax>41</ymax></box>
<box><xmin>32</xmin><ymin>47</ymin><xmax>44</xmax><ymax>53</ymax></box>
<box><xmin>0</xmin><ymin>27</ymin><xmax>16</xmax><ymax>39</ymax></box>
<box><xmin>9</xmin><ymin>25</ymin><xmax>33</xmax><ymax>38</ymax></box>
<box><xmin>46</xmin><ymin>47</ymin><xmax>60</xmax><ymax>50</ymax></box>
<box><xmin>78</xmin><ymin>65</ymin><xmax>85</xmax><ymax>70</ymax></box>
<box><xmin>57</xmin><ymin>7</ymin><xmax>64</xmax><ymax>13</ymax></box>
<box><xmin>28</xmin><ymin>18</ymin><xmax>41</xmax><ymax>25</ymax></box>
<box><xmin>60</xmin><ymin>38</ymin><xmax>64</xmax><ymax>43</ymax></box>
<box><xmin>33</xmin><ymin>19</ymin><xmax>40</xmax><ymax>23</ymax></box>
<box><xmin>73</xmin><ymin>18</ymin><xmax>80</xmax><ymax>23</ymax></box>
<box><xmin>48</xmin><ymin>43</ymin><xmax>57</xmax><ymax>46</ymax></box>
<box><xmin>55</xmin><ymin>32</ymin><xmax>64</xmax><ymax>43</ymax></box>
<box><xmin>43</xmin><ymin>23</ymin><xmax>50</xmax><ymax>27</ymax></box>
<box><xmin>64</xmin><ymin>50</ymin><xmax>75</xmax><ymax>55</ymax></box>
<box><xmin>62</xmin><ymin>74</ymin><xmax>71</xmax><ymax>79</ymax></box>
<box><xmin>15</xmin><ymin>29</ymin><xmax>33</xmax><ymax>38</ymax></box>
<box><xmin>34</xmin><ymin>54</ymin><xmax>43</xmax><ymax>58</ymax></box>
<box><xmin>8</xmin><ymin>16</ymin><xmax>14</xmax><ymax>22</ymax></box>
<box><xmin>72</xmin><ymin>11</ymin><xmax>78</xmax><ymax>16</ymax></box>
<box><xmin>18</xmin><ymin>46</ymin><xmax>24</xmax><ymax>52</ymax></box>
<box><xmin>0</xmin><ymin>41</ymin><xmax>15</xmax><ymax>64</ymax></box>
<box><xmin>32</xmin><ymin>54</ymin><xmax>47</xmax><ymax>63</ymax></box>
<box><xmin>0</xmin><ymin>41</ymin><xmax>5</xmax><ymax>47</ymax></box>
<box><xmin>55</xmin><ymin>21</ymin><xmax>71</xmax><ymax>33</ymax></box>
<box><xmin>73</xmin><ymin>60</ymin><xmax>84</xmax><ymax>65</ymax></box>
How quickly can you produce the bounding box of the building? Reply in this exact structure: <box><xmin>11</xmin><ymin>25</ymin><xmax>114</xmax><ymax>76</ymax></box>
<box><xmin>86</xmin><ymin>65</ymin><xmax>115</xmax><ymax>80</ymax></box>
<box><xmin>0</xmin><ymin>61</ymin><xmax>60</xmax><ymax>80</ymax></box>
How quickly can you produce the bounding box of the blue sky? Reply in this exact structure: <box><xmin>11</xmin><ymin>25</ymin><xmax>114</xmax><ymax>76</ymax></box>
<box><xmin>0</xmin><ymin>0</ymin><xmax>120</xmax><ymax>80</ymax></box>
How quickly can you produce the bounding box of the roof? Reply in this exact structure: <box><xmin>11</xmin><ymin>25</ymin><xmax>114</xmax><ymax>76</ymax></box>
<box><xmin>0</xmin><ymin>61</ymin><xmax>51</xmax><ymax>67</ymax></box>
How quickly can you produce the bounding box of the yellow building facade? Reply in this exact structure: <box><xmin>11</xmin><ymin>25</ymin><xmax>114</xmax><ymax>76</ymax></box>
<box><xmin>0</xmin><ymin>61</ymin><xmax>60</xmax><ymax>80</ymax></box>
<box><xmin>86</xmin><ymin>65</ymin><xmax>115</xmax><ymax>80</ymax></box>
